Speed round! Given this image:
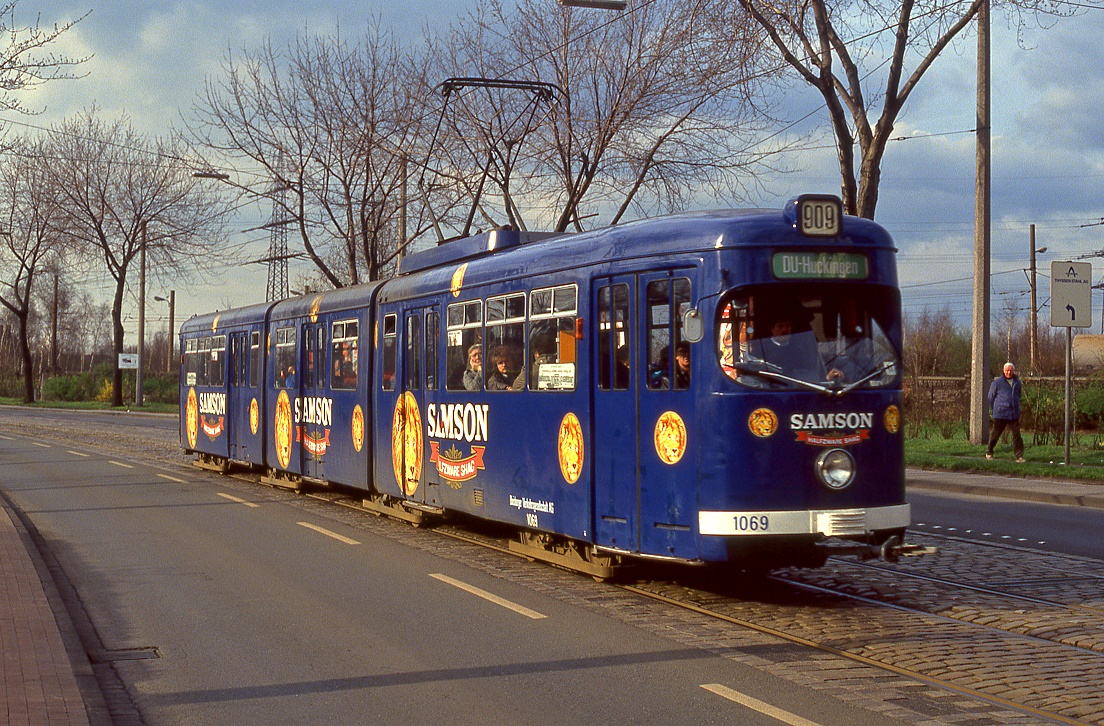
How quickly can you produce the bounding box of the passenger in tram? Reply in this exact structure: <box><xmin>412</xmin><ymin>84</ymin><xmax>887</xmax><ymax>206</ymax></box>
<box><xmin>673</xmin><ymin>340</ymin><xmax>691</xmax><ymax>388</ymax></box>
<box><xmin>514</xmin><ymin>335</ymin><xmax>556</xmax><ymax>390</ymax></box>
<box><xmin>462</xmin><ymin>344</ymin><xmax>483</xmax><ymax>391</ymax></box>
<box><xmin>486</xmin><ymin>346</ymin><xmax>515</xmax><ymax>391</ymax></box>
<box><xmin>649</xmin><ymin>341</ymin><xmax>691</xmax><ymax>390</ymax></box>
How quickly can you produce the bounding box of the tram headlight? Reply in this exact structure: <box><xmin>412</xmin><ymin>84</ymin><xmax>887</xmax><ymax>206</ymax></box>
<box><xmin>815</xmin><ymin>448</ymin><xmax>855</xmax><ymax>490</ymax></box>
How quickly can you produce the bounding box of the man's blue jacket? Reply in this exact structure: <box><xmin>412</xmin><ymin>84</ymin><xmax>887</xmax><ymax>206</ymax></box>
<box><xmin>988</xmin><ymin>375</ymin><xmax>1022</xmax><ymax>420</ymax></box>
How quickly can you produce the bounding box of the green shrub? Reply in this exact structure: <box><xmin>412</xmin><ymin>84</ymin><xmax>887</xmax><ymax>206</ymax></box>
<box><xmin>1076</xmin><ymin>385</ymin><xmax>1104</xmax><ymax>429</ymax></box>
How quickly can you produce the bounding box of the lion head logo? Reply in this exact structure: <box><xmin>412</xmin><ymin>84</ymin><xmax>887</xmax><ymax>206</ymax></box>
<box><xmin>748</xmin><ymin>408</ymin><xmax>778</xmax><ymax>438</ymax></box>
<box><xmin>558</xmin><ymin>412</ymin><xmax>584</xmax><ymax>484</ymax></box>
<box><xmin>654</xmin><ymin>411</ymin><xmax>687</xmax><ymax>465</ymax></box>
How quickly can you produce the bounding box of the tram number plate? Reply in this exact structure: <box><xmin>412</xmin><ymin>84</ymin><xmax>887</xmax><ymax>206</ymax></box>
<box><xmin>733</xmin><ymin>515</ymin><xmax>769</xmax><ymax>532</ymax></box>
<box><xmin>797</xmin><ymin>196</ymin><xmax>841</xmax><ymax>237</ymax></box>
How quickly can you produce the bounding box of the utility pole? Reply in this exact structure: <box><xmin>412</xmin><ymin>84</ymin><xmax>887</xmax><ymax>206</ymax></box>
<box><xmin>1029</xmin><ymin>224</ymin><xmax>1038</xmax><ymax>373</ymax></box>
<box><xmin>136</xmin><ymin>221</ymin><xmax>146</xmax><ymax>407</ymax></box>
<box><xmin>969</xmin><ymin>0</ymin><xmax>991</xmax><ymax>445</ymax></box>
<box><xmin>50</xmin><ymin>271</ymin><xmax>58</xmax><ymax>374</ymax></box>
<box><xmin>168</xmin><ymin>290</ymin><xmax>175</xmax><ymax>374</ymax></box>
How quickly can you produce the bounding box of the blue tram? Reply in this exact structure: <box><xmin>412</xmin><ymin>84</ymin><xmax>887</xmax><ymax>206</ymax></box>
<box><xmin>181</xmin><ymin>195</ymin><xmax>922</xmax><ymax>575</ymax></box>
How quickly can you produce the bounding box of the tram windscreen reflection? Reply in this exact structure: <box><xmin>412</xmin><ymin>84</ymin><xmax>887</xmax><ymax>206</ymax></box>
<box><xmin>717</xmin><ymin>286</ymin><xmax>900</xmax><ymax>391</ymax></box>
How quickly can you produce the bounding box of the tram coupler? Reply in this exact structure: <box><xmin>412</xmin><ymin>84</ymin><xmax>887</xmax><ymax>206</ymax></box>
<box><xmin>818</xmin><ymin>536</ymin><xmax>936</xmax><ymax>563</ymax></box>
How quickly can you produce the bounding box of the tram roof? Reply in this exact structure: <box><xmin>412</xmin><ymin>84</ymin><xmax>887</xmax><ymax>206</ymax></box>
<box><xmin>181</xmin><ymin>282</ymin><xmax>386</xmax><ymax>335</ymax></box>
<box><xmin>180</xmin><ymin>301</ymin><xmax>274</xmax><ymax>335</ymax></box>
<box><xmin>396</xmin><ymin>205</ymin><xmax>894</xmax><ymax>280</ymax></box>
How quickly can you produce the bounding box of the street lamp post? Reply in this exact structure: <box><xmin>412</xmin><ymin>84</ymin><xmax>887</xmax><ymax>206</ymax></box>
<box><xmin>154</xmin><ymin>291</ymin><xmax>175</xmax><ymax>374</ymax></box>
<box><xmin>1028</xmin><ymin>224</ymin><xmax>1047</xmax><ymax>374</ymax></box>
<box><xmin>136</xmin><ymin>221</ymin><xmax>147</xmax><ymax>407</ymax></box>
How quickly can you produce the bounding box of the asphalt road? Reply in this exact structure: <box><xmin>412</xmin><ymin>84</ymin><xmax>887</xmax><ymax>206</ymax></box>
<box><xmin>907</xmin><ymin>488</ymin><xmax>1104</xmax><ymax>559</ymax></box>
<box><xmin>0</xmin><ymin>436</ymin><xmax>896</xmax><ymax>726</ymax></box>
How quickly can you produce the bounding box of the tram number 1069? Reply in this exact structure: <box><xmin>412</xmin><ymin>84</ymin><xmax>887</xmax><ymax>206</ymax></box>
<box><xmin>733</xmin><ymin>515</ymin><xmax>770</xmax><ymax>532</ymax></box>
<box><xmin>797</xmin><ymin>196</ymin><xmax>841</xmax><ymax>237</ymax></box>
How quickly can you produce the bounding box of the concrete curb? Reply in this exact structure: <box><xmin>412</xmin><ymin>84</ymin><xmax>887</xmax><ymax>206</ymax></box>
<box><xmin>906</xmin><ymin>469</ymin><xmax>1104</xmax><ymax>510</ymax></box>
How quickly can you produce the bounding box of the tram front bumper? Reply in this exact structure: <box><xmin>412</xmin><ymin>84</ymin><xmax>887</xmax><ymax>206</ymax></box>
<box><xmin>698</xmin><ymin>503</ymin><xmax>910</xmax><ymax>538</ymax></box>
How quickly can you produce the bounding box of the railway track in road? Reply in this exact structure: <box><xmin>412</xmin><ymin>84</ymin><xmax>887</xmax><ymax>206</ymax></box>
<box><xmin>5</xmin><ymin>411</ymin><xmax>1104</xmax><ymax>725</ymax></box>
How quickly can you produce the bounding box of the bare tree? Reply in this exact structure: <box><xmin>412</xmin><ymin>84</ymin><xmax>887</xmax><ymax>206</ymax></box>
<box><xmin>426</xmin><ymin>0</ymin><xmax>786</xmax><ymax>234</ymax></box>
<box><xmin>43</xmin><ymin>110</ymin><xmax>232</xmax><ymax>406</ymax></box>
<box><xmin>0</xmin><ymin>2</ymin><xmax>88</xmax><ymax>116</ymax></box>
<box><xmin>192</xmin><ymin>22</ymin><xmax>425</xmax><ymax>287</ymax></box>
<box><xmin>735</xmin><ymin>0</ymin><xmax>1064</xmax><ymax>218</ymax></box>
<box><xmin>902</xmin><ymin>306</ymin><xmax>959</xmax><ymax>379</ymax></box>
<box><xmin>0</xmin><ymin>143</ymin><xmax>61</xmax><ymax>401</ymax></box>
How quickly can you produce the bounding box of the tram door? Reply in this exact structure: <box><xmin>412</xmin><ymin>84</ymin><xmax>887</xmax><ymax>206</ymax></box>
<box><xmin>636</xmin><ymin>272</ymin><xmax>696</xmax><ymax>558</ymax></box>
<box><xmin>301</xmin><ymin>322</ymin><xmax>326</xmax><ymax>480</ymax></box>
<box><xmin>228</xmin><ymin>331</ymin><xmax>251</xmax><ymax>461</ymax></box>
<box><xmin>400</xmin><ymin>308</ymin><xmax>440</xmax><ymax>507</ymax></box>
<box><xmin>594</xmin><ymin>271</ymin><xmax>697</xmax><ymax>557</ymax></box>
<box><xmin>594</xmin><ymin>277</ymin><xmax>639</xmax><ymax>551</ymax></box>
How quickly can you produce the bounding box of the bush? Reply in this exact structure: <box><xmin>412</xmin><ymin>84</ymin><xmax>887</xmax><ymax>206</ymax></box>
<box><xmin>1076</xmin><ymin>385</ymin><xmax>1104</xmax><ymax>429</ymax></box>
<box><xmin>143</xmin><ymin>375</ymin><xmax>179</xmax><ymax>404</ymax></box>
<box><xmin>42</xmin><ymin>372</ymin><xmax>97</xmax><ymax>402</ymax></box>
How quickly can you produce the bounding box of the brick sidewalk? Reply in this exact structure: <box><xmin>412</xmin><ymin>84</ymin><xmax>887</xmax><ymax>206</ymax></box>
<box><xmin>0</xmin><ymin>504</ymin><xmax>90</xmax><ymax>726</ymax></box>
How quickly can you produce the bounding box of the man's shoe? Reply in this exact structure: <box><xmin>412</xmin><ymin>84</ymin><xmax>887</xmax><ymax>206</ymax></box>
<box><xmin>1016</xmin><ymin>457</ymin><xmax>1025</xmax><ymax>463</ymax></box>
<box><xmin>985</xmin><ymin>454</ymin><xmax>993</xmax><ymax>460</ymax></box>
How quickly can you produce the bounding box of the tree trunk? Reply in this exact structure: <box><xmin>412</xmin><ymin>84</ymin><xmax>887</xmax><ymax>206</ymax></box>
<box><xmin>17</xmin><ymin>310</ymin><xmax>32</xmax><ymax>403</ymax></box>
<box><xmin>111</xmin><ymin>277</ymin><xmax>126</xmax><ymax>407</ymax></box>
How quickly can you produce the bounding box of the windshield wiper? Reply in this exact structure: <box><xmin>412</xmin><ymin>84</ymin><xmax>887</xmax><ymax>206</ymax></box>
<box><xmin>735</xmin><ymin>359</ymin><xmax>895</xmax><ymax>397</ymax></box>
<box><xmin>836</xmin><ymin>360</ymin><xmax>896</xmax><ymax>395</ymax></box>
<box><xmin>734</xmin><ymin>361</ymin><xmax>835</xmax><ymax>394</ymax></box>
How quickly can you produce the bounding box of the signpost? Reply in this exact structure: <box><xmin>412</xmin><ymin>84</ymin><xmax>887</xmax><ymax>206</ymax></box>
<box><xmin>1051</xmin><ymin>261</ymin><xmax>1093</xmax><ymax>465</ymax></box>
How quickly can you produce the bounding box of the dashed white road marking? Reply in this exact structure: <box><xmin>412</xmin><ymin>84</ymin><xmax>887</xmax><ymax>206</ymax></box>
<box><xmin>297</xmin><ymin>521</ymin><xmax>360</xmax><ymax>545</ymax></box>
<box><xmin>67</xmin><ymin>450</ymin><xmax>89</xmax><ymax>457</ymax></box>
<box><xmin>108</xmin><ymin>460</ymin><xmax>133</xmax><ymax>469</ymax></box>
<box><xmin>430</xmin><ymin>573</ymin><xmax>547</xmax><ymax>620</ymax></box>
<box><xmin>217</xmin><ymin>492</ymin><xmax>259</xmax><ymax>508</ymax></box>
<box><xmin>157</xmin><ymin>473</ymin><xmax>186</xmax><ymax>483</ymax></box>
<box><xmin>32</xmin><ymin>442</ymin><xmax>50</xmax><ymax>448</ymax></box>
<box><xmin>912</xmin><ymin>523</ymin><xmax>1048</xmax><ymax>547</ymax></box>
<box><xmin>701</xmin><ymin>684</ymin><xmax>823</xmax><ymax>726</ymax></box>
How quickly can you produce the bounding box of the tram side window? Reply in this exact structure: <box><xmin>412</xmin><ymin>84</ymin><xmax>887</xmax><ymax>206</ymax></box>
<box><xmin>598</xmin><ymin>284</ymin><xmax>631</xmax><ymax>391</ymax></box>
<box><xmin>485</xmin><ymin>293</ymin><xmax>524</xmax><ymax>392</ymax></box>
<box><xmin>646</xmin><ymin>278</ymin><xmax>691</xmax><ymax>390</ymax></box>
<box><xmin>382</xmin><ymin>314</ymin><xmax>397</xmax><ymax>391</ymax></box>
<box><xmin>330</xmin><ymin>320</ymin><xmax>358</xmax><ymax>390</ymax></box>
<box><xmin>184</xmin><ymin>338</ymin><xmax>199</xmax><ymax>386</ymax></box>
<box><xmin>274</xmin><ymin>327</ymin><xmax>296</xmax><ymax>388</ymax></box>
<box><xmin>249</xmin><ymin>331</ymin><xmax>260</xmax><ymax>388</ymax></box>
<box><xmin>209</xmin><ymin>335</ymin><xmax>227</xmax><ymax>387</ymax></box>
<box><xmin>446</xmin><ymin>300</ymin><xmax>482</xmax><ymax>392</ymax></box>
<box><xmin>304</xmin><ymin>327</ymin><xmax>316</xmax><ymax>390</ymax></box>
<box><xmin>196</xmin><ymin>337</ymin><xmax>210</xmax><ymax>385</ymax></box>
<box><xmin>229</xmin><ymin>336</ymin><xmax>239</xmax><ymax>387</ymax></box>
<box><xmin>425</xmin><ymin>311</ymin><xmax>439</xmax><ymax>390</ymax></box>
<box><xmin>405</xmin><ymin>313</ymin><xmax>422</xmax><ymax>390</ymax></box>
<box><xmin>524</xmin><ymin>284</ymin><xmax>577</xmax><ymax>391</ymax></box>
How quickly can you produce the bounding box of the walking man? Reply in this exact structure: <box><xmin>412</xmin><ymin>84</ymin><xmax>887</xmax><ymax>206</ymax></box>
<box><xmin>987</xmin><ymin>362</ymin><xmax>1025</xmax><ymax>462</ymax></box>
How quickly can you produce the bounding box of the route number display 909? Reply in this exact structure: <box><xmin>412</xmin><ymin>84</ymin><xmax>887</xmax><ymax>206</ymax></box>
<box><xmin>797</xmin><ymin>196</ymin><xmax>841</xmax><ymax>237</ymax></box>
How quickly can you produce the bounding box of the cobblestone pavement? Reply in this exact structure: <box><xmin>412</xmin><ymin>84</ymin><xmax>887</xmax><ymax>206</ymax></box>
<box><xmin>5</xmin><ymin>409</ymin><xmax>1104</xmax><ymax>725</ymax></box>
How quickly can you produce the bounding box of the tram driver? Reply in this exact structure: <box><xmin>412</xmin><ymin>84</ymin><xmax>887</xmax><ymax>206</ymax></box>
<box><xmin>750</xmin><ymin>312</ymin><xmax>825</xmax><ymax>381</ymax></box>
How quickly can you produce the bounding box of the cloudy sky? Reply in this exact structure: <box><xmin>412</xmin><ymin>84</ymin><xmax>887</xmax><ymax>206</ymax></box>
<box><xmin>15</xmin><ymin>0</ymin><xmax>1104</xmax><ymax>341</ymax></box>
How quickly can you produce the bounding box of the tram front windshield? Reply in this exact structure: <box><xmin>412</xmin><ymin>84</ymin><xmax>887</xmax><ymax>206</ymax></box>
<box><xmin>717</xmin><ymin>286</ymin><xmax>900</xmax><ymax>392</ymax></box>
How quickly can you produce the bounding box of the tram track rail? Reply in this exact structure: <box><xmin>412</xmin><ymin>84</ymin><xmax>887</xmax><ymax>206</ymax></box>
<box><xmin>830</xmin><ymin>557</ymin><xmax>1104</xmax><ymax>618</ymax></box>
<box><xmin>619</xmin><ymin>583</ymin><xmax>1093</xmax><ymax>726</ymax></box>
